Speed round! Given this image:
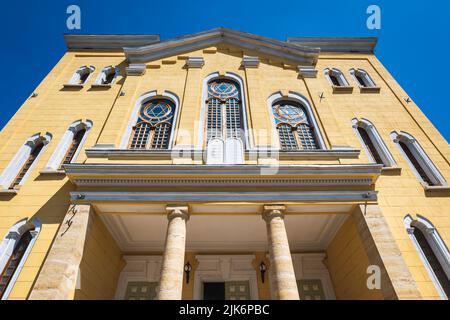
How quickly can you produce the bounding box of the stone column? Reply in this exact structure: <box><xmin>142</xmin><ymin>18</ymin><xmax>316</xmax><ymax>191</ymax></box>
<box><xmin>157</xmin><ymin>205</ymin><xmax>189</xmax><ymax>300</ymax></box>
<box><xmin>29</xmin><ymin>204</ymin><xmax>92</xmax><ymax>300</ymax></box>
<box><xmin>262</xmin><ymin>205</ymin><xmax>299</xmax><ymax>300</ymax></box>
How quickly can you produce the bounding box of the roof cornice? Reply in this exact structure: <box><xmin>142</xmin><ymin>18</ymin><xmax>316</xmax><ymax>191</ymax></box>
<box><xmin>64</xmin><ymin>34</ymin><xmax>160</xmax><ymax>50</ymax></box>
<box><xmin>123</xmin><ymin>28</ymin><xmax>320</xmax><ymax>65</ymax></box>
<box><xmin>287</xmin><ymin>37</ymin><xmax>378</xmax><ymax>53</ymax></box>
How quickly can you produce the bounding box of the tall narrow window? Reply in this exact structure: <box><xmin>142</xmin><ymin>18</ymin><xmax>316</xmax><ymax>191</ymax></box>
<box><xmin>350</xmin><ymin>68</ymin><xmax>377</xmax><ymax>88</ymax></box>
<box><xmin>392</xmin><ymin>132</ymin><xmax>446</xmax><ymax>187</ymax></box>
<box><xmin>10</xmin><ymin>142</ymin><xmax>44</xmax><ymax>189</ymax></box>
<box><xmin>0</xmin><ymin>218</ymin><xmax>41</xmax><ymax>300</ymax></box>
<box><xmin>0</xmin><ymin>134</ymin><xmax>51</xmax><ymax>190</ymax></box>
<box><xmin>206</xmin><ymin>79</ymin><xmax>243</xmax><ymax>143</ymax></box>
<box><xmin>0</xmin><ymin>231</ymin><xmax>31</xmax><ymax>297</ymax></box>
<box><xmin>66</xmin><ymin>66</ymin><xmax>95</xmax><ymax>86</ymax></box>
<box><xmin>205</xmin><ymin>78</ymin><xmax>245</xmax><ymax>164</ymax></box>
<box><xmin>352</xmin><ymin>119</ymin><xmax>395</xmax><ymax>167</ymax></box>
<box><xmin>61</xmin><ymin>128</ymin><xmax>86</xmax><ymax>166</ymax></box>
<box><xmin>272</xmin><ymin>101</ymin><xmax>318</xmax><ymax>150</ymax></box>
<box><xmin>405</xmin><ymin>215</ymin><xmax>450</xmax><ymax>299</ymax></box>
<box><xmin>324</xmin><ymin>68</ymin><xmax>350</xmax><ymax>87</ymax></box>
<box><xmin>129</xmin><ymin>99</ymin><xmax>175</xmax><ymax>150</ymax></box>
<box><xmin>94</xmin><ymin>66</ymin><xmax>118</xmax><ymax>86</ymax></box>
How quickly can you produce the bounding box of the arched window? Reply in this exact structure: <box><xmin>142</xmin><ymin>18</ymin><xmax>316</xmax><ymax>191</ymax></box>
<box><xmin>324</xmin><ymin>68</ymin><xmax>350</xmax><ymax>87</ymax></box>
<box><xmin>0</xmin><ymin>133</ymin><xmax>51</xmax><ymax>190</ymax></box>
<box><xmin>270</xmin><ymin>98</ymin><xmax>322</xmax><ymax>150</ymax></box>
<box><xmin>204</xmin><ymin>78</ymin><xmax>245</xmax><ymax>164</ymax></box>
<box><xmin>391</xmin><ymin>132</ymin><xmax>447</xmax><ymax>187</ymax></box>
<box><xmin>404</xmin><ymin>215</ymin><xmax>450</xmax><ymax>299</ymax></box>
<box><xmin>67</xmin><ymin>66</ymin><xmax>95</xmax><ymax>86</ymax></box>
<box><xmin>128</xmin><ymin>99</ymin><xmax>176</xmax><ymax>150</ymax></box>
<box><xmin>350</xmin><ymin>69</ymin><xmax>377</xmax><ymax>88</ymax></box>
<box><xmin>0</xmin><ymin>218</ymin><xmax>41</xmax><ymax>300</ymax></box>
<box><xmin>352</xmin><ymin>119</ymin><xmax>396</xmax><ymax>167</ymax></box>
<box><xmin>94</xmin><ymin>66</ymin><xmax>118</xmax><ymax>86</ymax></box>
<box><xmin>44</xmin><ymin>120</ymin><xmax>92</xmax><ymax>172</ymax></box>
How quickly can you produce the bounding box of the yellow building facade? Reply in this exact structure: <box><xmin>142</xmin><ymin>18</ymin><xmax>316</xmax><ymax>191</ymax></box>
<box><xmin>0</xmin><ymin>28</ymin><xmax>449</xmax><ymax>300</ymax></box>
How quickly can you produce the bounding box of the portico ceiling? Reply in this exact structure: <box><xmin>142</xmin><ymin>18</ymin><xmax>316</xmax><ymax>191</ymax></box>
<box><xmin>96</xmin><ymin>203</ymin><xmax>352</xmax><ymax>253</ymax></box>
<box><xmin>100</xmin><ymin>213</ymin><xmax>348</xmax><ymax>253</ymax></box>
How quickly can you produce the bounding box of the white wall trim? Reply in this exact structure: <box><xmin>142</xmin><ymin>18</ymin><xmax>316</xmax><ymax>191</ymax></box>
<box><xmin>67</xmin><ymin>66</ymin><xmax>95</xmax><ymax>85</ymax></box>
<box><xmin>45</xmin><ymin>120</ymin><xmax>93</xmax><ymax>171</ymax></box>
<box><xmin>115</xmin><ymin>255</ymin><xmax>163</xmax><ymax>300</ymax></box>
<box><xmin>267</xmin><ymin>91</ymin><xmax>326</xmax><ymax>150</ymax></box>
<box><xmin>404</xmin><ymin>215</ymin><xmax>450</xmax><ymax>300</ymax></box>
<box><xmin>197</xmin><ymin>72</ymin><xmax>252</xmax><ymax>150</ymax></box>
<box><xmin>391</xmin><ymin>131</ymin><xmax>446</xmax><ymax>186</ymax></box>
<box><xmin>119</xmin><ymin>90</ymin><xmax>180</xmax><ymax>149</ymax></box>
<box><xmin>193</xmin><ymin>255</ymin><xmax>258</xmax><ymax>300</ymax></box>
<box><xmin>0</xmin><ymin>133</ymin><xmax>51</xmax><ymax>190</ymax></box>
<box><xmin>93</xmin><ymin>66</ymin><xmax>119</xmax><ymax>85</ymax></box>
<box><xmin>324</xmin><ymin>68</ymin><xmax>350</xmax><ymax>87</ymax></box>
<box><xmin>349</xmin><ymin>68</ymin><xmax>376</xmax><ymax>88</ymax></box>
<box><xmin>352</xmin><ymin>118</ymin><xmax>396</xmax><ymax>167</ymax></box>
<box><xmin>0</xmin><ymin>218</ymin><xmax>41</xmax><ymax>300</ymax></box>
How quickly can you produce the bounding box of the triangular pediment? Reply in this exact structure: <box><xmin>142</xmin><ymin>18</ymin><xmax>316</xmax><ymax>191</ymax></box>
<box><xmin>123</xmin><ymin>28</ymin><xmax>320</xmax><ymax>66</ymax></box>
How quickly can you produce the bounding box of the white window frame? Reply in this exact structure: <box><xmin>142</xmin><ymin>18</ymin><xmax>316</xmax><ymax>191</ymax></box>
<box><xmin>93</xmin><ymin>66</ymin><xmax>119</xmax><ymax>86</ymax></box>
<box><xmin>198</xmin><ymin>72</ymin><xmax>252</xmax><ymax>150</ymax></box>
<box><xmin>67</xmin><ymin>66</ymin><xmax>95</xmax><ymax>86</ymax></box>
<box><xmin>0</xmin><ymin>133</ymin><xmax>52</xmax><ymax>190</ymax></box>
<box><xmin>349</xmin><ymin>68</ymin><xmax>377</xmax><ymax>88</ymax></box>
<box><xmin>120</xmin><ymin>90</ymin><xmax>181</xmax><ymax>149</ymax></box>
<box><xmin>267</xmin><ymin>91</ymin><xmax>326</xmax><ymax>150</ymax></box>
<box><xmin>352</xmin><ymin>118</ymin><xmax>396</xmax><ymax>167</ymax></box>
<box><xmin>324</xmin><ymin>68</ymin><xmax>350</xmax><ymax>87</ymax></box>
<box><xmin>391</xmin><ymin>131</ymin><xmax>447</xmax><ymax>186</ymax></box>
<box><xmin>404</xmin><ymin>215</ymin><xmax>450</xmax><ymax>299</ymax></box>
<box><xmin>44</xmin><ymin>120</ymin><xmax>93</xmax><ymax>171</ymax></box>
<box><xmin>0</xmin><ymin>218</ymin><xmax>41</xmax><ymax>300</ymax></box>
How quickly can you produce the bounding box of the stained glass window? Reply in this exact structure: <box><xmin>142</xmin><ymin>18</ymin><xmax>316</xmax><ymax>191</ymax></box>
<box><xmin>129</xmin><ymin>99</ymin><xmax>175</xmax><ymax>150</ymax></box>
<box><xmin>272</xmin><ymin>102</ymin><xmax>318</xmax><ymax>150</ymax></box>
<box><xmin>357</xmin><ymin>126</ymin><xmax>383</xmax><ymax>165</ymax></box>
<box><xmin>206</xmin><ymin>80</ymin><xmax>242</xmax><ymax>145</ymax></box>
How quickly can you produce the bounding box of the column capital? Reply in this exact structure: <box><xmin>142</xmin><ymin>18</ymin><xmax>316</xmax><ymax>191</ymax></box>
<box><xmin>166</xmin><ymin>204</ymin><xmax>189</xmax><ymax>221</ymax></box>
<box><xmin>262</xmin><ymin>205</ymin><xmax>286</xmax><ymax>222</ymax></box>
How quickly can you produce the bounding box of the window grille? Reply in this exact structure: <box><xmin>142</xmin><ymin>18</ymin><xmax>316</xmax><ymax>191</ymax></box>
<box><xmin>10</xmin><ymin>142</ymin><xmax>44</xmax><ymax>189</ymax></box>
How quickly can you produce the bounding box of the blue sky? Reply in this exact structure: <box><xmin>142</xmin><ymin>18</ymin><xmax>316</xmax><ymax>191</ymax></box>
<box><xmin>1</xmin><ymin>0</ymin><xmax>449</xmax><ymax>141</ymax></box>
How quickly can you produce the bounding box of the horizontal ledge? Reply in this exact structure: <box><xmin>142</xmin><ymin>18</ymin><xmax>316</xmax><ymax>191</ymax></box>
<box><xmin>85</xmin><ymin>148</ymin><xmax>361</xmax><ymax>159</ymax></box>
<box><xmin>0</xmin><ymin>189</ymin><xmax>18</xmax><ymax>195</ymax></box>
<box><xmin>381</xmin><ymin>166</ymin><xmax>402</xmax><ymax>175</ymax></box>
<box><xmin>70</xmin><ymin>190</ymin><xmax>378</xmax><ymax>203</ymax></box>
<box><xmin>91</xmin><ymin>84</ymin><xmax>113</xmax><ymax>88</ymax></box>
<box><xmin>360</xmin><ymin>86</ymin><xmax>381</xmax><ymax>93</ymax></box>
<box><xmin>64</xmin><ymin>163</ymin><xmax>382</xmax><ymax>176</ymax></box>
<box><xmin>424</xmin><ymin>185</ymin><xmax>450</xmax><ymax>192</ymax></box>
<box><xmin>63</xmin><ymin>84</ymin><xmax>84</xmax><ymax>88</ymax></box>
<box><xmin>332</xmin><ymin>85</ymin><xmax>354</xmax><ymax>93</ymax></box>
<box><xmin>39</xmin><ymin>169</ymin><xmax>66</xmax><ymax>175</ymax></box>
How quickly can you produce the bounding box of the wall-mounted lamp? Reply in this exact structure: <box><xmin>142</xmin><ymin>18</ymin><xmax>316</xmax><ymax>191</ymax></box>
<box><xmin>259</xmin><ymin>262</ymin><xmax>267</xmax><ymax>283</ymax></box>
<box><xmin>184</xmin><ymin>262</ymin><xmax>192</xmax><ymax>284</ymax></box>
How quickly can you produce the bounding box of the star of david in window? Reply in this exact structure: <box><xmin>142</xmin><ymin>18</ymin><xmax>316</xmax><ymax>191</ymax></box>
<box><xmin>208</xmin><ymin>80</ymin><xmax>239</xmax><ymax>99</ymax></box>
<box><xmin>139</xmin><ymin>99</ymin><xmax>174</xmax><ymax>125</ymax></box>
<box><xmin>273</xmin><ymin>103</ymin><xmax>307</xmax><ymax>125</ymax></box>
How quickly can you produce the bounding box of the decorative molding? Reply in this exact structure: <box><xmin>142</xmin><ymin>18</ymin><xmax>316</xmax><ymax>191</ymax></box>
<box><xmin>84</xmin><ymin>147</ymin><xmax>361</xmax><ymax>159</ymax></box>
<box><xmin>124</xmin><ymin>28</ymin><xmax>320</xmax><ymax>65</ymax></box>
<box><xmin>64</xmin><ymin>34</ymin><xmax>160</xmax><ymax>50</ymax></box>
<box><xmin>287</xmin><ymin>37</ymin><xmax>378</xmax><ymax>53</ymax></box>
<box><xmin>72</xmin><ymin>177</ymin><xmax>374</xmax><ymax>188</ymax></box>
<box><xmin>64</xmin><ymin>163</ymin><xmax>382</xmax><ymax>177</ymax></box>
<box><xmin>242</xmin><ymin>56</ymin><xmax>260</xmax><ymax>68</ymax></box>
<box><xmin>185</xmin><ymin>57</ymin><xmax>204</xmax><ymax>68</ymax></box>
<box><xmin>70</xmin><ymin>190</ymin><xmax>378</xmax><ymax>204</ymax></box>
<box><xmin>297</xmin><ymin>65</ymin><xmax>317</xmax><ymax>78</ymax></box>
<box><xmin>125</xmin><ymin>64</ymin><xmax>146</xmax><ymax>76</ymax></box>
